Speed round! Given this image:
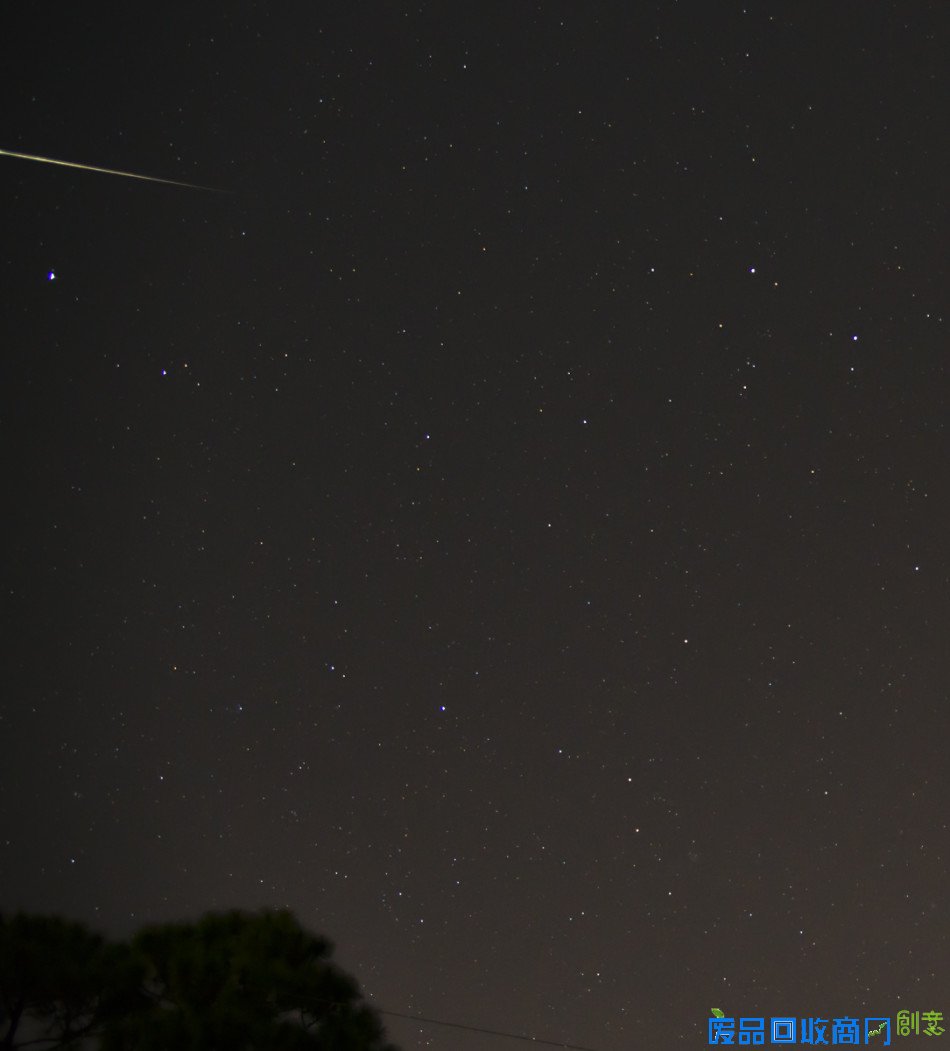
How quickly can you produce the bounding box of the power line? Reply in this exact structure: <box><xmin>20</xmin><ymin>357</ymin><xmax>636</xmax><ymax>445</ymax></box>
<box><xmin>378</xmin><ymin>1008</ymin><xmax>602</xmax><ymax>1051</ymax></box>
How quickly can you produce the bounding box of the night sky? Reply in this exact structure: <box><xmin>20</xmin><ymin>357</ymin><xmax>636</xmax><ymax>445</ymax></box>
<box><xmin>2</xmin><ymin>4</ymin><xmax>948</xmax><ymax>1048</ymax></box>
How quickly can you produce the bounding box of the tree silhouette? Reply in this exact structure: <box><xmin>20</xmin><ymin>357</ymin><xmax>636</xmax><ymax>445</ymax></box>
<box><xmin>0</xmin><ymin>910</ymin><xmax>398</xmax><ymax>1051</ymax></box>
<box><xmin>0</xmin><ymin>913</ymin><xmax>136</xmax><ymax>1050</ymax></box>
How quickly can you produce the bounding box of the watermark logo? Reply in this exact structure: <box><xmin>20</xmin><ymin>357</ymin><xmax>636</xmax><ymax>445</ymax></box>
<box><xmin>707</xmin><ymin>1009</ymin><xmax>945</xmax><ymax>1044</ymax></box>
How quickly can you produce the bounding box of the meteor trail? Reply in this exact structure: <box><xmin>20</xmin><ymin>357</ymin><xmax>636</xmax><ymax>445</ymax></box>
<box><xmin>0</xmin><ymin>147</ymin><xmax>226</xmax><ymax>192</ymax></box>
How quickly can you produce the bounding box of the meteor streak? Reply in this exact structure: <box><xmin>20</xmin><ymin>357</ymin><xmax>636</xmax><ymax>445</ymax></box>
<box><xmin>0</xmin><ymin>147</ymin><xmax>226</xmax><ymax>192</ymax></box>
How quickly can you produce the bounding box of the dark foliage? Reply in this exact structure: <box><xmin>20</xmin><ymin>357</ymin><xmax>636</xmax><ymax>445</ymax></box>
<box><xmin>0</xmin><ymin>910</ymin><xmax>398</xmax><ymax>1051</ymax></box>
